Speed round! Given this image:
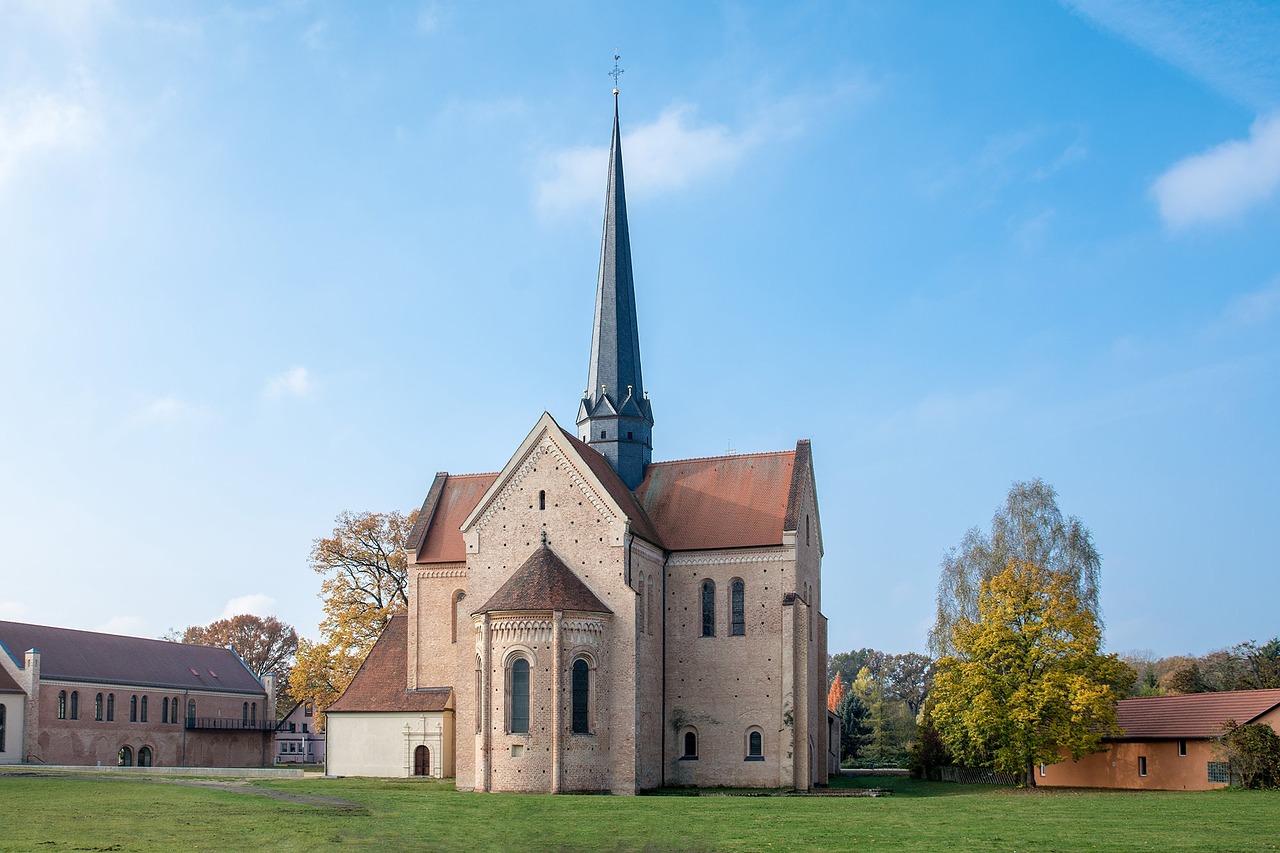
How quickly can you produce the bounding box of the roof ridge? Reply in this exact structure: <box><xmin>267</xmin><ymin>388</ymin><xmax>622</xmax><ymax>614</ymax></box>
<box><xmin>650</xmin><ymin>449</ymin><xmax>796</xmax><ymax>466</ymax></box>
<box><xmin>0</xmin><ymin>620</ymin><xmax>228</xmax><ymax>651</ymax></box>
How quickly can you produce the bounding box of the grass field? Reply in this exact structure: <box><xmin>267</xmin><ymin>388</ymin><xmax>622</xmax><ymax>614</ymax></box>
<box><xmin>1</xmin><ymin>771</ymin><xmax>1278</xmax><ymax>852</ymax></box>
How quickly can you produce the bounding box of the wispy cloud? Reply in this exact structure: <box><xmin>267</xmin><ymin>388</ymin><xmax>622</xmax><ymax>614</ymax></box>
<box><xmin>97</xmin><ymin>615</ymin><xmax>144</xmax><ymax>636</ymax></box>
<box><xmin>1063</xmin><ymin>0</ymin><xmax>1280</xmax><ymax>114</ymax></box>
<box><xmin>263</xmin><ymin>366</ymin><xmax>315</xmax><ymax>400</ymax></box>
<box><xmin>221</xmin><ymin>593</ymin><xmax>276</xmax><ymax>619</ymax></box>
<box><xmin>0</xmin><ymin>88</ymin><xmax>97</xmax><ymax>187</ymax></box>
<box><xmin>1152</xmin><ymin>113</ymin><xmax>1280</xmax><ymax>228</ymax></box>
<box><xmin>302</xmin><ymin>18</ymin><xmax>328</xmax><ymax>50</ymax></box>
<box><xmin>1219</xmin><ymin>277</ymin><xmax>1280</xmax><ymax>327</ymax></box>
<box><xmin>131</xmin><ymin>395</ymin><xmax>211</xmax><ymax>428</ymax></box>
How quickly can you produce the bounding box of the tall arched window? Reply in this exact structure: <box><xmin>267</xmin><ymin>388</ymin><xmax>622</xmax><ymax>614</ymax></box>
<box><xmin>70</xmin><ymin>691</ymin><xmax>79</xmax><ymax>720</ymax></box>
<box><xmin>187</xmin><ymin>699</ymin><xmax>196</xmax><ymax>726</ymax></box>
<box><xmin>571</xmin><ymin>658</ymin><xmax>590</xmax><ymax>734</ymax></box>
<box><xmin>509</xmin><ymin>658</ymin><xmax>530</xmax><ymax>734</ymax></box>
<box><xmin>162</xmin><ymin>697</ymin><xmax>168</xmax><ymax>724</ymax></box>
<box><xmin>646</xmin><ymin>575</ymin><xmax>655</xmax><ymax>635</ymax></box>
<box><xmin>242</xmin><ymin>702</ymin><xmax>249</xmax><ymax>725</ymax></box>
<box><xmin>451</xmin><ymin>590</ymin><xmax>465</xmax><ymax>644</ymax></box>
<box><xmin>58</xmin><ymin>690</ymin><xmax>67</xmax><ymax>720</ymax></box>
<box><xmin>637</xmin><ymin>572</ymin><xmax>646</xmax><ymax>634</ymax></box>
<box><xmin>538</xmin><ymin>490</ymin><xmax>546</xmax><ymax>510</ymax></box>
<box><xmin>174</xmin><ymin>697</ymin><xmax>181</xmax><ymax>725</ymax></box>
<box><xmin>747</xmin><ymin>729</ymin><xmax>764</xmax><ymax>759</ymax></box>
<box><xmin>95</xmin><ymin>693</ymin><xmax>104</xmax><ymax>722</ymax></box>
<box><xmin>130</xmin><ymin>695</ymin><xmax>138</xmax><ymax>722</ymax></box>
<box><xmin>140</xmin><ymin>696</ymin><xmax>148</xmax><ymax>723</ymax></box>
<box><xmin>106</xmin><ymin>693</ymin><xmax>115</xmax><ymax>722</ymax></box>
<box><xmin>682</xmin><ymin>729</ymin><xmax>698</xmax><ymax>759</ymax></box>
<box><xmin>701</xmin><ymin>580</ymin><xmax>715</xmax><ymax>637</ymax></box>
<box><xmin>731</xmin><ymin>579</ymin><xmax>746</xmax><ymax>636</ymax></box>
<box><xmin>251</xmin><ymin>703</ymin><xmax>257</xmax><ymax>725</ymax></box>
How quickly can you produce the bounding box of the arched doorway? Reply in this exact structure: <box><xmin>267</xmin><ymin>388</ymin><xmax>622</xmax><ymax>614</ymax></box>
<box><xmin>413</xmin><ymin>745</ymin><xmax>430</xmax><ymax>776</ymax></box>
<box><xmin>118</xmin><ymin>746</ymin><xmax>133</xmax><ymax>766</ymax></box>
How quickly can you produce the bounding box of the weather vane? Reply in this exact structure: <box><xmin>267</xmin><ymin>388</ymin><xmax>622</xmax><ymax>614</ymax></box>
<box><xmin>610</xmin><ymin>51</ymin><xmax>624</xmax><ymax>93</ymax></box>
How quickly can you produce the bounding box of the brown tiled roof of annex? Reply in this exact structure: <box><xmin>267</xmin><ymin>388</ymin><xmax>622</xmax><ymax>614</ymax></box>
<box><xmin>474</xmin><ymin>543</ymin><xmax>611</xmax><ymax>615</ymax></box>
<box><xmin>560</xmin><ymin>430</ymin><xmax>663</xmax><ymax>548</ymax></box>
<box><xmin>325</xmin><ymin>615</ymin><xmax>452</xmax><ymax>714</ymax></box>
<box><xmin>410</xmin><ymin>472</ymin><xmax>499</xmax><ymax>564</ymax></box>
<box><xmin>635</xmin><ymin>448</ymin><xmax>798</xmax><ymax>551</ymax></box>
<box><xmin>0</xmin><ymin>620</ymin><xmax>265</xmax><ymax>695</ymax></box>
<box><xmin>1114</xmin><ymin>688</ymin><xmax>1280</xmax><ymax>740</ymax></box>
<box><xmin>0</xmin><ymin>664</ymin><xmax>21</xmax><ymax>692</ymax></box>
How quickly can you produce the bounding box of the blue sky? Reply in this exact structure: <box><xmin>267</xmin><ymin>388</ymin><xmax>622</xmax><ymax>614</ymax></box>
<box><xmin>1</xmin><ymin>1</ymin><xmax>1276</xmax><ymax>659</ymax></box>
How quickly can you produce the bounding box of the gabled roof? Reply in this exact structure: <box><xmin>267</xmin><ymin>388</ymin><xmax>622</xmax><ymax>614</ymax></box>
<box><xmin>473</xmin><ymin>543</ymin><xmax>611</xmax><ymax>615</ymax></box>
<box><xmin>1115</xmin><ymin>689</ymin><xmax>1280</xmax><ymax>739</ymax></box>
<box><xmin>326</xmin><ymin>615</ymin><xmax>452</xmax><ymax>714</ymax></box>
<box><xmin>0</xmin><ymin>665</ymin><xmax>21</xmax><ymax>693</ymax></box>
<box><xmin>634</xmin><ymin>446</ymin><xmax>800</xmax><ymax>551</ymax></box>
<box><xmin>560</xmin><ymin>429</ymin><xmax>662</xmax><ymax>547</ymax></box>
<box><xmin>0</xmin><ymin>620</ymin><xmax>265</xmax><ymax>695</ymax></box>
<box><xmin>406</xmin><ymin>472</ymin><xmax>499</xmax><ymax>563</ymax></box>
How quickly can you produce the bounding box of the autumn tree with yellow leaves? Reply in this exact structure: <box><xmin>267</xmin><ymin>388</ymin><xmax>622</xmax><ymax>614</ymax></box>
<box><xmin>289</xmin><ymin>509</ymin><xmax>417</xmax><ymax>727</ymax></box>
<box><xmin>930</xmin><ymin>559</ymin><xmax>1132</xmax><ymax>786</ymax></box>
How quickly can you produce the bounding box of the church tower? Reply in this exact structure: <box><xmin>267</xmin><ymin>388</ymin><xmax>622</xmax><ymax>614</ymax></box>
<box><xmin>576</xmin><ymin>95</ymin><xmax>654</xmax><ymax>490</ymax></box>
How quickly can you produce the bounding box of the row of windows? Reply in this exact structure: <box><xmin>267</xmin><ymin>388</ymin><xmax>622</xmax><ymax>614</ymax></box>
<box><xmin>280</xmin><ymin>741</ymin><xmax>313</xmax><ymax>754</ymax></box>
<box><xmin>494</xmin><ymin>654</ymin><xmax>595</xmax><ymax>736</ymax></box>
<box><xmin>678</xmin><ymin>727</ymin><xmax>765</xmax><ymax>761</ymax></box>
<box><xmin>57</xmin><ymin>691</ymin><xmax>199</xmax><ymax>725</ymax></box>
<box><xmin>700</xmin><ymin>579</ymin><xmax>746</xmax><ymax>637</ymax></box>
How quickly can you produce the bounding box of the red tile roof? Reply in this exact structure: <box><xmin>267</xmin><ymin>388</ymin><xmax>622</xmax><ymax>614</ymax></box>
<box><xmin>325</xmin><ymin>615</ymin><xmax>452</xmax><ymax>714</ymax></box>
<box><xmin>473</xmin><ymin>544</ymin><xmax>611</xmax><ymax>615</ymax></box>
<box><xmin>1115</xmin><ymin>689</ymin><xmax>1280</xmax><ymax>740</ymax></box>
<box><xmin>0</xmin><ymin>665</ymin><xmax>21</xmax><ymax>692</ymax></box>
<box><xmin>635</xmin><ymin>449</ymin><xmax>798</xmax><ymax>551</ymax></box>
<box><xmin>409</xmin><ymin>472</ymin><xmax>498</xmax><ymax>563</ymax></box>
<box><xmin>0</xmin><ymin>620</ymin><xmax>265</xmax><ymax>695</ymax></box>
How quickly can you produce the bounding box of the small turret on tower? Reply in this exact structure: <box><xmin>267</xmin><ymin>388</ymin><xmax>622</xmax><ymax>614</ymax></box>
<box><xmin>577</xmin><ymin>88</ymin><xmax>653</xmax><ymax>490</ymax></box>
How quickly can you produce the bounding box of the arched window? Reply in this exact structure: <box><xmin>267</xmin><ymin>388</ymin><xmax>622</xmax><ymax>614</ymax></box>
<box><xmin>731</xmin><ymin>579</ymin><xmax>746</xmax><ymax>636</ymax></box>
<box><xmin>95</xmin><ymin>693</ymin><xmax>104</xmax><ymax>722</ymax></box>
<box><xmin>130</xmin><ymin>695</ymin><xmax>138</xmax><ymax>722</ymax></box>
<box><xmin>681</xmin><ymin>729</ymin><xmax>698</xmax><ymax>759</ymax></box>
<box><xmin>538</xmin><ymin>490</ymin><xmax>546</xmax><ymax>511</ymax></box>
<box><xmin>58</xmin><ymin>690</ymin><xmax>67</xmax><ymax>720</ymax></box>
<box><xmin>746</xmin><ymin>729</ymin><xmax>764</xmax><ymax>760</ymax></box>
<box><xmin>0</xmin><ymin>703</ymin><xmax>6</xmax><ymax>753</ymax></box>
<box><xmin>508</xmin><ymin>657</ymin><xmax>530</xmax><ymax>734</ymax></box>
<box><xmin>70</xmin><ymin>691</ymin><xmax>79</xmax><ymax>720</ymax></box>
<box><xmin>137</xmin><ymin>746</ymin><xmax>152</xmax><ymax>767</ymax></box>
<box><xmin>414</xmin><ymin>744</ymin><xmax>430</xmax><ymax>776</ymax></box>
<box><xmin>140</xmin><ymin>696</ymin><xmax>148</xmax><ymax>723</ymax></box>
<box><xmin>637</xmin><ymin>572</ymin><xmax>646</xmax><ymax>634</ymax></box>
<box><xmin>646</xmin><ymin>575</ymin><xmax>655</xmax><ymax>635</ymax></box>
<box><xmin>106</xmin><ymin>693</ymin><xmax>115</xmax><ymax>722</ymax></box>
<box><xmin>186</xmin><ymin>699</ymin><xmax>196</xmax><ymax>726</ymax></box>
<box><xmin>162</xmin><ymin>697</ymin><xmax>169</xmax><ymax>724</ymax></box>
<box><xmin>174</xmin><ymin>697</ymin><xmax>181</xmax><ymax>725</ymax></box>
<box><xmin>118</xmin><ymin>745</ymin><xmax>133</xmax><ymax>766</ymax></box>
<box><xmin>701</xmin><ymin>580</ymin><xmax>715</xmax><ymax>637</ymax></box>
<box><xmin>242</xmin><ymin>702</ymin><xmax>249</xmax><ymax>725</ymax></box>
<box><xmin>451</xmin><ymin>590</ymin><xmax>465</xmax><ymax>644</ymax></box>
<box><xmin>571</xmin><ymin>658</ymin><xmax>590</xmax><ymax>734</ymax></box>
<box><xmin>251</xmin><ymin>703</ymin><xmax>257</xmax><ymax>725</ymax></box>
<box><xmin>806</xmin><ymin>514</ymin><xmax>810</xmax><ymax>547</ymax></box>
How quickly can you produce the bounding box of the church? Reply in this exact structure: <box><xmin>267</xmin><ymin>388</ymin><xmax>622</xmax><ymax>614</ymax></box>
<box><xmin>324</xmin><ymin>96</ymin><xmax>830</xmax><ymax>793</ymax></box>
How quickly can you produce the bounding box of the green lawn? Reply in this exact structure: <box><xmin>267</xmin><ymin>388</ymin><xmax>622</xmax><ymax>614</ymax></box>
<box><xmin>1</xmin><ymin>772</ymin><xmax>1277</xmax><ymax>852</ymax></box>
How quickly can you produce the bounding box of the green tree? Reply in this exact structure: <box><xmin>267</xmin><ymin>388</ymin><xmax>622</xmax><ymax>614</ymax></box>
<box><xmin>929</xmin><ymin>479</ymin><xmax>1100</xmax><ymax>658</ymax></box>
<box><xmin>1237</xmin><ymin>638</ymin><xmax>1280</xmax><ymax>690</ymax></box>
<box><xmin>930</xmin><ymin>559</ymin><xmax>1132</xmax><ymax>786</ymax></box>
<box><xmin>837</xmin><ymin>691</ymin><xmax>871</xmax><ymax>763</ymax></box>
<box><xmin>1217</xmin><ymin>720</ymin><xmax>1280</xmax><ymax>789</ymax></box>
<box><xmin>289</xmin><ymin>509</ymin><xmax>417</xmax><ymax>727</ymax></box>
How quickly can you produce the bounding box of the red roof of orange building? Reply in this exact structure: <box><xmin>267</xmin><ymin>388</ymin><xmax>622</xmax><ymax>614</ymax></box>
<box><xmin>473</xmin><ymin>543</ymin><xmax>611</xmax><ymax>615</ymax></box>
<box><xmin>1115</xmin><ymin>689</ymin><xmax>1280</xmax><ymax>740</ymax></box>
<box><xmin>325</xmin><ymin>615</ymin><xmax>452</xmax><ymax>714</ymax></box>
<box><xmin>408</xmin><ymin>472</ymin><xmax>498</xmax><ymax>563</ymax></box>
<box><xmin>634</xmin><ymin>448</ymin><xmax>799</xmax><ymax>551</ymax></box>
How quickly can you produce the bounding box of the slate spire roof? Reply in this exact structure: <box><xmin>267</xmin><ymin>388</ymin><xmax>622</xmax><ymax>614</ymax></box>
<box><xmin>577</xmin><ymin>95</ymin><xmax>654</xmax><ymax>490</ymax></box>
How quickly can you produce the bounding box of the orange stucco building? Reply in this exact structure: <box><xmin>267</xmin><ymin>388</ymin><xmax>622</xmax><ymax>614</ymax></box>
<box><xmin>1040</xmin><ymin>688</ymin><xmax>1280</xmax><ymax>790</ymax></box>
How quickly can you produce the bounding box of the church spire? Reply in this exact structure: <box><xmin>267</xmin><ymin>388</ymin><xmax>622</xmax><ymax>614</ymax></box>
<box><xmin>577</xmin><ymin>89</ymin><xmax>654</xmax><ymax>490</ymax></box>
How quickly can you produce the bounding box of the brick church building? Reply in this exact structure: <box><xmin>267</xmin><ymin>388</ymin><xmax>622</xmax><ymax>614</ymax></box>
<box><xmin>325</xmin><ymin>95</ymin><xmax>830</xmax><ymax>793</ymax></box>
